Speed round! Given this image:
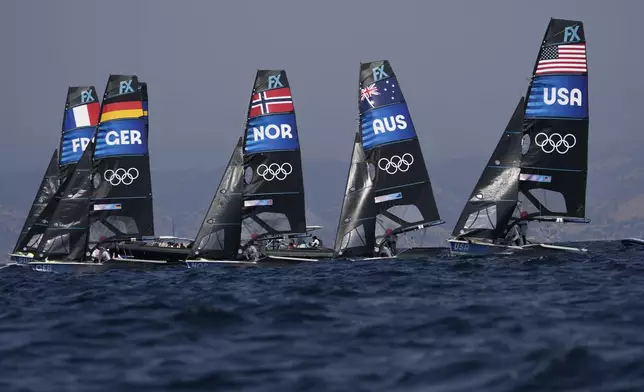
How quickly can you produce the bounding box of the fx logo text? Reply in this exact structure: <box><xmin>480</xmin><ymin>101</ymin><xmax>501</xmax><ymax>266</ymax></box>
<box><xmin>268</xmin><ymin>74</ymin><xmax>283</xmax><ymax>89</ymax></box>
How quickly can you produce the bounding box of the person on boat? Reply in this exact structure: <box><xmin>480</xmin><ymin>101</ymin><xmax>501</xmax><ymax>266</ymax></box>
<box><xmin>288</xmin><ymin>240</ymin><xmax>296</xmax><ymax>249</ymax></box>
<box><xmin>244</xmin><ymin>233</ymin><xmax>261</xmax><ymax>261</ymax></box>
<box><xmin>309</xmin><ymin>236</ymin><xmax>320</xmax><ymax>248</ymax></box>
<box><xmin>378</xmin><ymin>229</ymin><xmax>397</xmax><ymax>257</ymax></box>
<box><xmin>100</xmin><ymin>247</ymin><xmax>112</xmax><ymax>262</ymax></box>
<box><xmin>91</xmin><ymin>246</ymin><xmax>101</xmax><ymax>262</ymax></box>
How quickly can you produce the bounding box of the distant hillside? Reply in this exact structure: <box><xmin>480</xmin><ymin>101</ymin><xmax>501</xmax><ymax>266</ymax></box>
<box><xmin>3</xmin><ymin>139</ymin><xmax>644</xmax><ymax>253</ymax></box>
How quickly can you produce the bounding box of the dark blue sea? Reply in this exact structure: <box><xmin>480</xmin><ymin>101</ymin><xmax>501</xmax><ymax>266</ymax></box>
<box><xmin>2</xmin><ymin>241</ymin><xmax>644</xmax><ymax>392</ymax></box>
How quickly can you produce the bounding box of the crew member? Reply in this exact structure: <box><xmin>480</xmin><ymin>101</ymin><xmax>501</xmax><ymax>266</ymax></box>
<box><xmin>378</xmin><ymin>229</ymin><xmax>397</xmax><ymax>257</ymax></box>
<box><xmin>309</xmin><ymin>236</ymin><xmax>321</xmax><ymax>248</ymax></box>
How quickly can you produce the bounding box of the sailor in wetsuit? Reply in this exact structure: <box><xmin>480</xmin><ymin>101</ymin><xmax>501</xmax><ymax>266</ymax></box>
<box><xmin>377</xmin><ymin>229</ymin><xmax>397</xmax><ymax>257</ymax></box>
<box><xmin>244</xmin><ymin>233</ymin><xmax>261</xmax><ymax>261</ymax></box>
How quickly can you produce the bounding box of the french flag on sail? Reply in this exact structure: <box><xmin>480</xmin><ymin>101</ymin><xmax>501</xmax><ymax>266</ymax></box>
<box><xmin>63</xmin><ymin>102</ymin><xmax>100</xmax><ymax>132</ymax></box>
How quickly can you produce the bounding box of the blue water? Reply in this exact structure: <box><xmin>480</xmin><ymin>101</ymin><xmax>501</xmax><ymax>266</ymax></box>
<box><xmin>2</xmin><ymin>241</ymin><xmax>644</xmax><ymax>392</ymax></box>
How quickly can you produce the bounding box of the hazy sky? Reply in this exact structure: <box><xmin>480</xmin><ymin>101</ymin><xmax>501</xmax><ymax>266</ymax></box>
<box><xmin>1</xmin><ymin>0</ymin><xmax>642</xmax><ymax>173</ymax></box>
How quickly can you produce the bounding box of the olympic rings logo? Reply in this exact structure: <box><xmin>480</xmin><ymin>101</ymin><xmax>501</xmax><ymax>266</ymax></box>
<box><xmin>256</xmin><ymin>162</ymin><xmax>292</xmax><ymax>181</ymax></box>
<box><xmin>534</xmin><ymin>132</ymin><xmax>577</xmax><ymax>154</ymax></box>
<box><xmin>378</xmin><ymin>153</ymin><xmax>414</xmax><ymax>174</ymax></box>
<box><xmin>104</xmin><ymin>168</ymin><xmax>139</xmax><ymax>186</ymax></box>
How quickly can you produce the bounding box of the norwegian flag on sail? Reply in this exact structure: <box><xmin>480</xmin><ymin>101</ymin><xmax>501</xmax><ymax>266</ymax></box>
<box><xmin>535</xmin><ymin>43</ymin><xmax>587</xmax><ymax>75</ymax></box>
<box><xmin>249</xmin><ymin>87</ymin><xmax>294</xmax><ymax>118</ymax></box>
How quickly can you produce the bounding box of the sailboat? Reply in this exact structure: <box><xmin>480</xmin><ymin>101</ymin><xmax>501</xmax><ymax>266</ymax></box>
<box><xmin>8</xmin><ymin>86</ymin><xmax>100</xmax><ymax>265</ymax></box>
<box><xmin>448</xmin><ymin>18</ymin><xmax>590</xmax><ymax>256</ymax></box>
<box><xmin>333</xmin><ymin>60</ymin><xmax>445</xmax><ymax>260</ymax></box>
<box><xmin>186</xmin><ymin>69</ymin><xmax>324</xmax><ymax>267</ymax></box>
<box><xmin>29</xmin><ymin>75</ymin><xmax>156</xmax><ymax>272</ymax></box>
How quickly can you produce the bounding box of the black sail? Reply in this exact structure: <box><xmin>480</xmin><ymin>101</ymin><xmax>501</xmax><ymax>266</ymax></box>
<box><xmin>335</xmin><ymin>60</ymin><xmax>444</xmax><ymax>256</ymax></box>
<box><xmin>12</xmin><ymin>150</ymin><xmax>59</xmax><ymax>253</ymax></box>
<box><xmin>519</xmin><ymin>19</ymin><xmax>590</xmax><ymax>223</ymax></box>
<box><xmin>451</xmin><ymin>97</ymin><xmax>525</xmax><ymax>239</ymax></box>
<box><xmin>333</xmin><ymin>132</ymin><xmax>378</xmax><ymax>256</ymax></box>
<box><xmin>89</xmin><ymin>75</ymin><xmax>155</xmax><ymax>246</ymax></box>
<box><xmin>241</xmin><ymin>69</ymin><xmax>306</xmax><ymax>241</ymax></box>
<box><xmin>34</xmin><ymin>141</ymin><xmax>95</xmax><ymax>261</ymax></box>
<box><xmin>190</xmin><ymin>138</ymin><xmax>245</xmax><ymax>259</ymax></box>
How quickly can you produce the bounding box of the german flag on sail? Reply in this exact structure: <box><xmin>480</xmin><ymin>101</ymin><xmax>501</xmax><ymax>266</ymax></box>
<box><xmin>100</xmin><ymin>101</ymin><xmax>144</xmax><ymax>122</ymax></box>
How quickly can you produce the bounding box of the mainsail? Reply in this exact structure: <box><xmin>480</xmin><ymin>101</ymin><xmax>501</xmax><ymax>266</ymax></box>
<box><xmin>335</xmin><ymin>60</ymin><xmax>444</xmax><ymax>256</ymax></box>
<box><xmin>241</xmin><ymin>69</ymin><xmax>307</xmax><ymax>241</ymax></box>
<box><xmin>89</xmin><ymin>75</ymin><xmax>154</xmax><ymax>247</ymax></box>
<box><xmin>451</xmin><ymin>98</ymin><xmax>525</xmax><ymax>239</ymax></box>
<box><xmin>519</xmin><ymin>18</ymin><xmax>590</xmax><ymax>224</ymax></box>
<box><xmin>12</xmin><ymin>150</ymin><xmax>59</xmax><ymax>253</ymax></box>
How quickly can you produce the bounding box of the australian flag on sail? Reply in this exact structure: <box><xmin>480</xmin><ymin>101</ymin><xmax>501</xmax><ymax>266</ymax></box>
<box><xmin>359</xmin><ymin>77</ymin><xmax>405</xmax><ymax>113</ymax></box>
<box><xmin>249</xmin><ymin>87</ymin><xmax>294</xmax><ymax>118</ymax></box>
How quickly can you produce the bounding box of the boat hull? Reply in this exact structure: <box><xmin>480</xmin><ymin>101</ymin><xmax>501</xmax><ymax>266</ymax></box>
<box><xmin>186</xmin><ymin>255</ymin><xmax>316</xmax><ymax>269</ymax></box>
<box><xmin>448</xmin><ymin>239</ymin><xmax>521</xmax><ymax>256</ymax></box>
<box><xmin>8</xmin><ymin>253</ymin><xmax>33</xmax><ymax>266</ymax></box>
<box><xmin>621</xmin><ymin>238</ymin><xmax>644</xmax><ymax>246</ymax></box>
<box><xmin>28</xmin><ymin>261</ymin><xmax>110</xmax><ymax>273</ymax></box>
<box><xmin>448</xmin><ymin>239</ymin><xmax>587</xmax><ymax>256</ymax></box>
<box><xmin>264</xmin><ymin>247</ymin><xmax>334</xmax><ymax>260</ymax></box>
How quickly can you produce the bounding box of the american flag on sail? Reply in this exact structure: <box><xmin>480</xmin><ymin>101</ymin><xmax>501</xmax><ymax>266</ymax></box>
<box><xmin>535</xmin><ymin>43</ymin><xmax>587</xmax><ymax>75</ymax></box>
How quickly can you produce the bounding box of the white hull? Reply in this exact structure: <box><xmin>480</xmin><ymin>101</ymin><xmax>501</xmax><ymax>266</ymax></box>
<box><xmin>7</xmin><ymin>253</ymin><xmax>34</xmax><ymax>266</ymax></box>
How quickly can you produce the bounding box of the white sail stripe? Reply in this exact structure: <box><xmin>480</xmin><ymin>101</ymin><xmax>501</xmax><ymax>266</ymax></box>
<box><xmin>539</xmin><ymin>59</ymin><xmax>586</xmax><ymax>64</ymax></box>
<box><xmin>535</xmin><ymin>67</ymin><xmax>587</xmax><ymax>74</ymax></box>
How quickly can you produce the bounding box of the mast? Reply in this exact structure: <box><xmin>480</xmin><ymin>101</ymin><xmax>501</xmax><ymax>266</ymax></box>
<box><xmin>518</xmin><ymin>19</ymin><xmax>590</xmax><ymax>224</ymax></box>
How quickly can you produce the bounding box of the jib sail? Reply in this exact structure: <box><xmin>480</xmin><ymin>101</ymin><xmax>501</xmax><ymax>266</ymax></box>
<box><xmin>190</xmin><ymin>138</ymin><xmax>245</xmax><ymax>259</ymax></box>
<box><xmin>34</xmin><ymin>140</ymin><xmax>95</xmax><ymax>261</ymax></box>
<box><xmin>12</xmin><ymin>150</ymin><xmax>59</xmax><ymax>253</ymax></box>
<box><xmin>333</xmin><ymin>132</ymin><xmax>378</xmax><ymax>256</ymax></box>
<box><xmin>241</xmin><ymin>69</ymin><xmax>307</xmax><ymax>242</ymax></box>
<box><xmin>519</xmin><ymin>18</ymin><xmax>590</xmax><ymax>224</ymax></box>
<box><xmin>451</xmin><ymin>97</ymin><xmax>525</xmax><ymax>239</ymax></box>
<box><xmin>89</xmin><ymin>75</ymin><xmax>154</xmax><ymax>247</ymax></box>
<box><xmin>335</xmin><ymin>60</ymin><xmax>444</xmax><ymax>256</ymax></box>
